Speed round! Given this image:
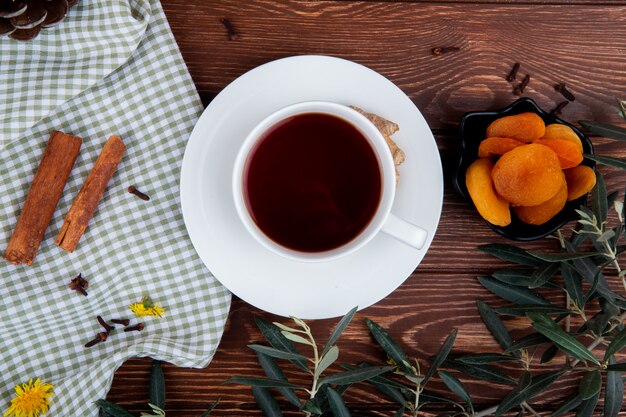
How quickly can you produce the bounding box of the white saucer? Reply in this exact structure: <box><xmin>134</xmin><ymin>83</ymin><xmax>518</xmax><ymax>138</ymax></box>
<box><xmin>180</xmin><ymin>55</ymin><xmax>443</xmax><ymax>319</ymax></box>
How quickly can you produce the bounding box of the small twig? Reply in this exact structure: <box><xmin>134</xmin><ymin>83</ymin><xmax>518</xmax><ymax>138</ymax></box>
<box><xmin>521</xmin><ymin>402</ymin><xmax>542</xmax><ymax>417</ymax></box>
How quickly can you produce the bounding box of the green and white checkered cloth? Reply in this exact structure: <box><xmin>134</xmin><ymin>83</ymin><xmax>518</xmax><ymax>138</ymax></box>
<box><xmin>0</xmin><ymin>1</ymin><xmax>231</xmax><ymax>415</ymax></box>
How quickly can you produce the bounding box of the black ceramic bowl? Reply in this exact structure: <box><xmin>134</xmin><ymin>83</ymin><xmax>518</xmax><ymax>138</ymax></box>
<box><xmin>452</xmin><ymin>97</ymin><xmax>595</xmax><ymax>241</ymax></box>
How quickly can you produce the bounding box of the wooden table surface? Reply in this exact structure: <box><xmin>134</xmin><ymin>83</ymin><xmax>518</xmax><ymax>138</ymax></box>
<box><xmin>109</xmin><ymin>0</ymin><xmax>626</xmax><ymax>415</ymax></box>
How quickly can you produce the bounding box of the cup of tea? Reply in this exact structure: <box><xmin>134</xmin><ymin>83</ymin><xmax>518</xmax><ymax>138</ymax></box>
<box><xmin>232</xmin><ymin>101</ymin><xmax>428</xmax><ymax>262</ymax></box>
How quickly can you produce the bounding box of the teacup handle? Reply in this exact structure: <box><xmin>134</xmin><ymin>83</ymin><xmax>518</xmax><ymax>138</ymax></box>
<box><xmin>381</xmin><ymin>213</ymin><xmax>428</xmax><ymax>250</ymax></box>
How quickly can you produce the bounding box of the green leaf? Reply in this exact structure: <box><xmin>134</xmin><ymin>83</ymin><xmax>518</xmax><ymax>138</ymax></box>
<box><xmin>497</xmin><ymin>370</ymin><xmax>565</xmax><ymax>416</ymax></box>
<box><xmin>199</xmin><ymin>400</ymin><xmax>219</xmax><ymax>417</ymax></box>
<box><xmin>550</xmin><ymin>395</ymin><xmax>582</xmax><ymax>417</ymax></box>
<box><xmin>562</xmin><ymin>264</ymin><xmax>584</xmax><ymax>308</ymax></box>
<box><xmin>322</xmin><ymin>306</ymin><xmax>357</xmax><ymax>356</ymax></box>
<box><xmin>272</xmin><ymin>322</ymin><xmax>306</xmax><ymax>334</ymax></box>
<box><xmin>393</xmin><ymin>406</ymin><xmax>406</xmax><ymax>417</ymax></box>
<box><xmin>95</xmin><ymin>400</ymin><xmax>136</xmax><ymax>417</ymax></box>
<box><xmin>618</xmin><ymin>99</ymin><xmax>626</xmax><ymax>121</ymax></box>
<box><xmin>576</xmin><ymin>392</ymin><xmax>599</xmax><ymax>417</ymax></box>
<box><xmin>476</xmin><ymin>301</ymin><xmax>513</xmax><ymax>351</ymax></box>
<box><xmin>479</xmin><ymin>244</ymin><xmax>545</xmax><ymax>266</ymax></box>
<box><xmin>438</xmin><ymin>371</ymin><xmax>473</xmax><ymax>413</ymax></box>
<box><xmin>604</xmin><ymin>357</ymin><xmax>624</xmax><ymax>417</ymax></box>
<box><xmin>327</xmin><ymin>387</ymin><xmax>351</xmax><ymax>417</ymax></box>
<box><xmin>319</xmin><ymin>365</ymin><xmax>393</xmax><ymax>387</ymax></box>
<box><xmin>317</xmin><ymin>345</ymin><xmax>339</xmax><ymax>378</ymax></box>
<box><xmin>478</xmin><ymin>278</ymin><xmax>551</xmax><ymax>306</ymax></box>
<box><xmin>492</xmin><ymin>269</ymin><xmax>560</xmax><ymax>289</ymax></box>
<box><xmin>586</xmin><ymin>155</ymin><xmax>626</xmax><ymax>170</ymax></box>
<box><xmin>604</xmin><ymin>328</ymin><xmax>626</xmax><ymax>360</ymax></box>
<box><xmin>456</xmin><ymin>353</ymin><xmax>517</xmax><ymax>365</ymax></box>
<box><xmin>591</xmin><ymin>172</ymin><xmax>608</xmax><ymax>224</ymax></box>
<box><xmin>368</xmin><ymin>379</ymin><xmax>407</xmax><ymax>406</ymax></box>
<box><xmin>579</xmin><ymin>120</ymin><xmax>626</xmax><ymax>141</ymax></box>
<box><xmin>579</xmin><ymin>370</ymin><xmax>602</xmax><ymax>400</ymax></box>
<box><xmin>421</xmin><ymin>389</ymin><xmax>466</xmax><ymax>406</ymax></box>
<box><xmin>225</xmin><ymin>376</ymin><xmax>304</xmax><ymax>389</ymax></box>
<box><xmin>529</xmin><ymin>262</ymin><xmax>561</xmax><ymax>288</ymax></box>
<box><xmin>281</xmin><ymin>331</ymin><xmax>312</xmax><ymax>346</ymax></box>
<box><xmin>606</xmin><ymin>362</ymin><xmax>626</xmax><ymax>372</ymax></box>
<box><xmin>443</xmin><ymin>360</ymin><xmax>516</xmax><ymax>385</ymax></box>
<box><xmin>540</xmin><ymin>345</ymin><xmax>560</xmax><ymax>364</ymax></box>
<box><xmin>495</xmin><ymin>371</ymin><xmax>531</xmax><ymax>416</ymax></box>
<box><xmin>496</xmin><ymin>304</ymin><xmax>571</xmax><ymax>317</ymax></box>
<box><xmin>252</xmin><ymin>386</ymin><xmax>283</xmax><ymax>417</ymax></box>
<box><xmin>527</xmin><ymin>313</ymin><xmax>600</xmax><ymax>364</ymax></box>
<box><xmin>565</xmin><ymin>242</ymin><xmax>612</xmax><ymax>291</ymax></box>
<box><xmin>255</xmin><ymin>316</ymin><xmax>309</xmax><ymax>372</ymax></box>
<box><xmin>504</xmin><ymin>333</ymin><xmax>549</xmax><ymax>353</ymax></box>
<box><xmin>365</xmin><ymin>319</ymin><xmax>413</xmax><ymax>375</ymax></box>
<box><xmin>527</xmin><ymin>251</ymin><xmax>601</xmax><ymax>262</ymax></box>
<box><xmin>248</xmin><ymin>344</ymin><xmax>309</xmax><ymax>363</ymax></box>
<box><xmin>149</xmin><ymin>361</ymin><xmax>165</xmax><ymax>410</ymax></box>
<box><xmin>256</xmin><ymin>352</ymin><xmax>301</xmax><ymax>408</ymax></box>
<box><xmin>300</xmin><ymin>401</ymin><xmax>322</xmax><ymax>414</ymax></box>
<box><xmin>423</xmin><ymin>328</ymin><xmax>457</xmax><ymax>385</ymax></box>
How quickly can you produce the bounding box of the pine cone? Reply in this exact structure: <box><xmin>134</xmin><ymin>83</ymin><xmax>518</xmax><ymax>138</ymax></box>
<box><xmin>0</xmin><ymin>0</ymin><xmax>77</xmax><ymax>41</ymax></box>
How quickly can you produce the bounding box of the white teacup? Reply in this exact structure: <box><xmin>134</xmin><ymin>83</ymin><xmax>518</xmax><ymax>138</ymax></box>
<box><xmin>232</xmin><ymin>101</ymin><xmax>427</xmax><ymax>262</ymax></box>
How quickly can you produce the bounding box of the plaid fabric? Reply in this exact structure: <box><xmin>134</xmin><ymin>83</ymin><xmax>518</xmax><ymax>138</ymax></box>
<box><xmin>0</xmin><ymin>1</ymin><xmax>231</xmax><ymax>416</ymax></box>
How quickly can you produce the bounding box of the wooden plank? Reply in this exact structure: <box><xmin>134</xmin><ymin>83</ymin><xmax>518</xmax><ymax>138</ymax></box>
<box><xmin>163</xmin><ymin>0</ymin><xmax>626</xmax><ymax>129</ymax></box>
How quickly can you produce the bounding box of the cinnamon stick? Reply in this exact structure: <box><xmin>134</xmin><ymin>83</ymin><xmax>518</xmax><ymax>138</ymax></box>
<box><xmin>55</xmin><ymin>135</ymin><xmax>126</xmax><ymax>253</ymax></box>
<box><xmin>3</xmin><ymin>131</ymin><xmax>82</xmax><ymax>265</ymax></box>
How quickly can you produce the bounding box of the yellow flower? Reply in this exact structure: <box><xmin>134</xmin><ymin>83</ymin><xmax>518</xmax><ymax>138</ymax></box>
<box><xmin>130</xmin><ymin>296</ymin><xmax>165</xmax><ymax>318</ymax></box>
<box><xmin>4</xmin><ymin>378</ymin><xmax>54</xmax><ymax>417</ymax></box>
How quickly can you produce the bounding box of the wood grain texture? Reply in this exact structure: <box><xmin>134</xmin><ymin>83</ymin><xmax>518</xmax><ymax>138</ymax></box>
<box><xmin>163</xmin><ymin>0</ymin><xmax>626</xmax><ymax>130</ymax></box>
<box><xmin>107</xmin><ymin>1</ymin><xmax>626</xmax><ymax>415</ymax></box>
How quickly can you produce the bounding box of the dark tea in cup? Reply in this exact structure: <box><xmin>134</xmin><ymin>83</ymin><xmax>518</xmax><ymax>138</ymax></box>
<box><xmin>243</xmin><ymin>113</ymin><xmax>382</xmax><ymax>252</ymax></box>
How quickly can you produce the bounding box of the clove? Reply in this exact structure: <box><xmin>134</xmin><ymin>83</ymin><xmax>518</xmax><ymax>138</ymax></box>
<box><xmin>550</xmin><ymin>101</ymin><xmax>569</xmax><ymax>117</ymax></box>
<box><xmin>506</xmin><ymin>63</ymin><xmax>520</xmax><ymax>82</ymax></box>
<box><xmin>431</xmin><ymin>46</ymin><xmax>460</xmax><ymax>56</ymax></box>
<box><xmin>221</xmin><ymin>18</ymin><xmax>239</xmax><ymax>41</ymax></box>
<box><xmin>85</xmin><ymin>332</ymin><xmax>108</xmax><ymax>348</ymax></box>
<box><xmin>97</xmin><ymin>316</ymin><xmax>115</xmax><ymax>333</ymax></box>
<box><xmin>124</xmin><ymin>323</ymin><xmax>145</xmax><ymax>332</ymax></box>
<box><xmin>111</xmin><ymin>318</ymin><xmax>130</xmax><ymax>326</ymax></box>
<box><xmin>555</xmin><ymin>83</ymin><xmax>576</xmax><ymax>101</ymax></box>
<box><xmin>128</xmin><ymin>185</ymin><xmax>150</xmax><ymax>201</ymax></box>
<box><xmin>514</xmin><ymin>74</ymin><xmax>530</xmax><ymax>95</ymax></box>
<box><xmin>69</xmin><ymin>273</ymin><xmax>88</xmax><ymax>297</ymax></box>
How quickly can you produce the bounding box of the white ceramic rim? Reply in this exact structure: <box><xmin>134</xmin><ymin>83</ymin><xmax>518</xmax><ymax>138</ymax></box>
<box><xmin>232</xmin><ymin>101</ymin><xmax>396</xmax><ymax>262</ymax></box>
<box><xmin>179</xmin><ymin>55</ymin><xmax>444</xmax><ymax>319</ymax></box>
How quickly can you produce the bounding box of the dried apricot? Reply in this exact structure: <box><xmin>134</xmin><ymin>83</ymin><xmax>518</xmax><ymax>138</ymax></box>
<box><xmin>564</xmin><ymin>165</ymin><xmax>596</xmax><ymax>201</ymax></box>
<box><xmin>478</xmin><ymin>137</ymin><xmax>523</xmax><ymax>159</ymax></box>
<box><xmin>486</xmin><ymin>112</ymin><xmax>546</xmax><ymax>143</ymax></box>
<box><xmin>537</xmin><ymin>138</ymin><xmax>583</xmax><ymax>169</ymax></box>
<box><xmin>466</xmin><ymin>158</ymin><xmax>511</xmax><ymax>226</ymax></box>
<box><xmin>514</xmin><ymin>179</ymin><xmax>567</xmax><ymax>225</ymax></box>
<box><xmin>492</xmin><ymin>143</ymin><xmax>563</xmax><ymax>206</ymax></box>
<box><xmin>540</xmin><ymin>124</ymin><xmax>583</xmax><ymax>152</ymax></box>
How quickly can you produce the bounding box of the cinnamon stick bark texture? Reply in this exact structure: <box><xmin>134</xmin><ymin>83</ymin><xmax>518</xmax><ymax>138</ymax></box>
<box><xmin>56</xmin><ymin>135</ymin><xmax>126</xmax><ymax>253</ymax></box>
<box><xmin>3</xmin><ymin>131</ymin><xmax>82</xmax><ymax>265</ymax></box>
